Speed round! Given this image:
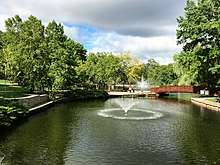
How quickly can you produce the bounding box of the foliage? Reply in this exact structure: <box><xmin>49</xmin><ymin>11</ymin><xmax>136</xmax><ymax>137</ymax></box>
<box><xmin>1</xmin><ymin>15</ymin><xmax>87</xmax><ymax>94</ymax></box>
<box><xmin>126</xmin><ymin>57</ymin><xmax>145</xmax><ymax>83</ymax></box>
<box><xmin>76</xmin><ymin>52</ymin><xmax>145</xmax><ymax>89</ymax></box>
<box><xmin>0</xmin><ymin>98</ymin><xmax>28</xmax><ymax>127</ymax></box>
<box><xmin>77</xmin><ymin>52</ymin><xmax>125</xmax><ymax>88</ymax></box>
<box><xmin>64</xmin><ymin>89</ymin><xmax>109</xmax><ymax>100</ymax></box>
<box><xmin>145</xmin><ymin>60</ymin><xmax>178</xmax><ymax>86</ymax></box>
<box><xmin>175</xmin><ymin>0</ymin><xmax>220</xmax><ymax>87</ymax></box>
<box><xmin>0</xmin><ymin>31</ymin><xmax>3</xmax><ymax>78</ymax></box>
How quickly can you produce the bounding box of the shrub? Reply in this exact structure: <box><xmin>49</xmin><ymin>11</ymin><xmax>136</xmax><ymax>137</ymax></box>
<box><xmin>0</xmin><ymin>98</ymin><xmax>28</xmax><ymax>127</ymax></box>
<box><xmin>64</xmin><ymin>89</ymin><xmax>109</xmax><ymax>100</ymax></box>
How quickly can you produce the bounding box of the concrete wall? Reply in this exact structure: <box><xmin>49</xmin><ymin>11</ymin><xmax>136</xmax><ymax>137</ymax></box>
<box><xmin>16</xmin><ymin>95</ymin><xmax>49</xmax><ymax>109</ymax></box>
<box><xmin>191</xmin><ymin>98</ymin><xmax>220</xmax><ymax>111</ymax></box>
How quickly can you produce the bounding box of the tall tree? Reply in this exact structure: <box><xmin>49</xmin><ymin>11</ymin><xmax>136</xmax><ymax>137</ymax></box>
<box><xmin>18</xmin><ymin>15</ymin><xmax>46</xmax><ymax>92</ymax></box>
<box><xmin>145</xmin><ymin>59</ymin><xmax>160</xmax><ymax>84</ymax></box>
<box><xmin>118</xmin><ymin>52</ymin><xmax>145</xmax><ymax>84</ymax></box>
<box><xmin>150</xmin><ymin>64</ymin><xmax>178</xmax><ymax>86</ymax></box>
<box><xmin>45</xmin><ymin>20</ymin><xmax>68</xmax><ymax>92</ymax></box>
<box><xmin>63</xmin><ymin>39</ymin><xmax>87</xmax><ymax>88</ymax></box>
<box><xmin>77</xmin><ymin>52</ymin><xmax>127</xmax><ymax>89</ymax></box>
<box><xmin>3</xmin><ymin>15</ymin><xmax>23</xmax><ymax>83</ymax></box>
<box><xmin>0</xmin><ymin>31</ymin><xmax>3</xmax><ymax>78</ymax></box>
<box><xmin>1</xmin><ymin>15</ymin><xmax>87</xmax><ymax>95</ymax></box>
<box><xmin>175</xmin><ymin>0</ymin><xmax>220</xmax><ymax>87</ymax></box>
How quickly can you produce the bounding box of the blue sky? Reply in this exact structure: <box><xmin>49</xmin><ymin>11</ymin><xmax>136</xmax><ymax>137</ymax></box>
<box><xmin>0</xmin><ymin>0</ymin><xmax>189</xmax><ymax>64</ymax></box>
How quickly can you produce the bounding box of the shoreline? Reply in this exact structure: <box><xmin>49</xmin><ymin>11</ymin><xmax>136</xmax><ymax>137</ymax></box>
<box><xmin>108</xmin><ymin>91</ymin><xmax>157</xmax><ymax>97</ymax></box>
<box><xmin>191</xmin><ymin>97</ymin><xmax>220</xmax><ymax>111</ymax></box>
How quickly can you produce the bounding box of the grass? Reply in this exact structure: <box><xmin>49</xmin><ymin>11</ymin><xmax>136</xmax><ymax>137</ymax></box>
<box><xmin>0</xmin><ymin>79</ymin><xmax>30</xmax><ymax>98</ymax></box>
<box><xmin>206</xmin><ymin>98</ymin><xmax>217</xmax><ymax>102</ymax></box>
<box><xmin>0</xmin><ymin>79</ymin><xmax>17</xmax><ymax>85</ymax></box>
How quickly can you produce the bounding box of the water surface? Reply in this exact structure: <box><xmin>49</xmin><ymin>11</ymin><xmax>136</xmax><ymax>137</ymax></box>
<box><xmin>1</xmin><ymin>96</ymin><xmax>220</xmax><ymax>164</ymax></box>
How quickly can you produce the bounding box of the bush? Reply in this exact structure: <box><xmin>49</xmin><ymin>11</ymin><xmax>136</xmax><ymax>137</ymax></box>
<box><xmin>0</xmin><ymin>98</ymin><xmax>28</xmax><ymax>127</ymax></box>
<box><xmin>64</xmin><ymin>89</ymin><xmax>109</xmax><ymax>100</ymax></box>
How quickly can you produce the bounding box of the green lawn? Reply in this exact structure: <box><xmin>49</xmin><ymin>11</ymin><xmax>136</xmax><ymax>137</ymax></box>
<box><xmin>0</xmin><ymin>79</ymin><xmax>30</xmax><ymax>98</ymax></box>
<box><xmin>0</xmin><ymin>79</ymin><xmax>18</xmax><ymax>85</ymax></box>
<box><xmin>206</xmin><ymin>98</ymin><xmax>217</xmax><ymax>102</ymax></box>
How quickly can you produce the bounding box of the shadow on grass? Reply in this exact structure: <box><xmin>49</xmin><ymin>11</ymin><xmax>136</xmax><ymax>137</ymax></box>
<box><xmin>0</xmin><ymin>84</ymin><xmax>30</xmax><ymax>98</ymax></box>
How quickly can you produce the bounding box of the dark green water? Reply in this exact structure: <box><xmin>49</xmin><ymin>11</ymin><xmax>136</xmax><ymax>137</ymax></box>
<box><xmin>1</xmin><ymin>96</ymin><xmax>220</xmax><ymax>165</ymax></box>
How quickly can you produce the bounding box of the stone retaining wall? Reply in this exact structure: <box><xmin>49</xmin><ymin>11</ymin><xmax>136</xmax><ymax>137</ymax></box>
<box><xmin>16</xmin><ymin>95</ymin><xmax>49</xmax><ymax>109</ymax></box>
<box><xmin>191</xmin><ymin>98</ymin><xmax>220</xmax><ymax>111</ymax></box>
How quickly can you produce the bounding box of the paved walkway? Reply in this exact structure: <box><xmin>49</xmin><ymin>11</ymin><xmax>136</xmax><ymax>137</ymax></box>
<box><xmin>191</xmin><ymin>97</ymin><xmax>220</xmax><ymax>111</ymax></box>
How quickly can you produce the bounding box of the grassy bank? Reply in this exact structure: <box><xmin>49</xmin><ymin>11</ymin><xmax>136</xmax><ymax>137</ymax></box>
<box><xmin>0</xmin><ymin>80</ymin><xmax>29</xmax><ymax>98</ymax></box>
<box><xmin>205</xmin><ymin>97</ymin><xmax>218</xmax><ymax>102</ymax></box>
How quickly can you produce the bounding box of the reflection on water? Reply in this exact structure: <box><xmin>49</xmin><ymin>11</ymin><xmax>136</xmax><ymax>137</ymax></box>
<box><xmin>1</xmin><ymin>97</ymin><xmax>220</xmax><ymax>164</ymax></box>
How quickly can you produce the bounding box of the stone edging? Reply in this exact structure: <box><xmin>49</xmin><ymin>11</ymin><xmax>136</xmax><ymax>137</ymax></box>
<box><xmin>27</xmin><ymin>98</ymin><xmax>69</xmax><ymax>116</ymax></box>
<box><xmin>29</xmin><ymin>101</ymin><xmax>54</xmax><ymax>115</ymax></box>
<box><xmin>191</xmin><ymin>98</ymin><xmax>220</xmax><ymax>111</ymax></box>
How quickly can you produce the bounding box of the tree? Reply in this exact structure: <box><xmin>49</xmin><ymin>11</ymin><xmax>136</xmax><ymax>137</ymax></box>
<box><xmin>45</xmin><ymin>20</ymin><xmax>68</xmax><ymax>92</ymax></box>
<box><xmin>118</xmin><ymin>52</ymin><xmax>145</xmax><ymax>84</ymax></box>
<box><xmin>176</xmin><ymin>0</ymin><xmax>220</xmax><ymax>87</ymax></box>
<box><xmin>127</xmin><ymin>59</ymin><xmax>145</xmax><ymax>84</ymax></box>
<box><xmin>146</xmin><ymin>62</ymin><xmax>178</xmax><ymax>86</ymax></box>
<box><xmin>77</xmin><ymin>52</ymin><xmax>138</xmax><ymax>90</ymax></box>
<box><xmin>0</xmin><ymin>31</ymin><xmax>4</xmax><ymax>78</ymax></box>
<box><xmin>18</xmin><ymin>15</ymin><xmax>47</xmax><ymax>92</ymax></box>
<box><xmin>1</xmin><ymin>15</ymin><xmax>87</xmax><ymax>95</ymax></box>
<box><xmin>63</xmin><ymin>39</ymin><xmax>87</xmax><ymax>88</ymax></box>
<box><xmin>2</xmin><ymin>15</ymin><xmax>23</xmax><ymax>83</ymax></box>
<box><xmin>145</xmin><ymin>59</ymin><xmax>160</xmax><ymax>84</ymax></box>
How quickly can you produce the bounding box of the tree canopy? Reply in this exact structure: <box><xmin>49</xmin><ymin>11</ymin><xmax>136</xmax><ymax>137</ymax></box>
<box><xmin>1</xmin><ymin>15</ymin><xmax>87</xmax><ymax>95</ymax></box>
<box><xmin>175</xmin><ymin>0</ymin><xmax>220</xmax><ymax>87</ymax></box>
<box><xmin>3</xmin><ymin>11</ymin><xmax>216</xmax><ymax>95</ymax></box>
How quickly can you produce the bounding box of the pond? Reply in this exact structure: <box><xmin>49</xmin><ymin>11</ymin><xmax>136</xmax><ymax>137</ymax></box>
<box><xmin>1</xmin><ymin>95</ymin><xmax>220</xmax><ymax>164</ymax></box>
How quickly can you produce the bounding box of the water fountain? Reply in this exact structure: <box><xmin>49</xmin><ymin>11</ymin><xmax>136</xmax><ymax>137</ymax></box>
<box><xmin>136</xmin><ymin>75</ymin><xmax>151</xmax><ymax>91</ymax></box>
<box><xmin>98</xmin><ymin>98</ymin><xmax>163</xmax><ymax>120</ymax></box>
<box><xmin>114</xmin><ymin>98</ymin><xmax>136</xmax><ymax>113</ymax></box>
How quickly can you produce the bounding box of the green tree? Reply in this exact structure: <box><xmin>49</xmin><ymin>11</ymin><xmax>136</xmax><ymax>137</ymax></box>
<box><xmin>77</xmin><ymin>52</ymin><xmax>125</xmax><ymax>90</ymax></box>
<box><xmin>176</xmin><ymin>0</ymin><xmax>220</xmax><ymax>87</ymax></box>
<box><xmin>145</xmin><ymin>59</ymin><xmax>160</xmax><ymax>84</ymax></box>
<box><xmin>0</xmin><ymin>30</ymin><xmax>4</xmax><ymax>78</ymax></box>
<box><xmin>2</xmin><ymin>15</ymin><xmax>48</xmax><ymax>92</ymax></box>
<box><xmin>144</xmin><ymin>59</ymin><xmax>178</xmax><ymax>86</ymax></box>
<box><xmin>155</xmin><ymin>64</ymin><xmax>178</xmax><ymax>86</ymax></box>
<box><xmin>45</xmin><ymin>20</ymin><xmax>68</xmax><ymax>93</ymax></box>
<box><xmin>18</xmin><ymin>15</ymin><xmax>47</xmax><ymax>92</ymax></box>
<box><xmin>63</xmin><ymin>39</ymin><xmax>87</xmax><ymax>88</ymax></box>
<box><xmin>118</xmin><ymin>52</ymin><xmax>145</xmax><ymax>84</ymax></box>
<box><xmin>2</xmin><ymin>15</ymin><xmax>23</xmax><ymax>83</ymax></box>
<box><xmin>1</xmin><ymin>15</ymin><xmax>87</xmax><ymax>95</ymax></box>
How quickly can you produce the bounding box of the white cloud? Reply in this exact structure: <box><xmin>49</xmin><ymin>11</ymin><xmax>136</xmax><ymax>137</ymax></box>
<box><xmin>0</xmin><ymin>15</ymin><xmax>11</xmax><ymax>31</ymax></box>
<box><xmin>63</xmin><ymin>25</ymin><xmax>79</xmax><ymax>42</ymax></box>
<box><xmin>88</xmin><ymin>31</ymin><xmax>181</xmax><ymax>64</ymax></box>
<box><xmin>0</xmin><ymin>0</ymin><xmax>186</xmax><ymax>64</ymax></box>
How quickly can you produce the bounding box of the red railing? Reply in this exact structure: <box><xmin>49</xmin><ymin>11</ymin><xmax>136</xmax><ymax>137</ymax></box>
<box><xmin>150</xmin><ymin>86</ymin><xmax>200</xmax><ymax>94</ymax></box>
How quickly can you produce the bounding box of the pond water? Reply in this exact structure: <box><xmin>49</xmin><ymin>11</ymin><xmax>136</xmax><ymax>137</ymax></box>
<box><xmin>1</xmin><ymin>95</ymin><xmax>220</xmax><ymax>164</ymax></box>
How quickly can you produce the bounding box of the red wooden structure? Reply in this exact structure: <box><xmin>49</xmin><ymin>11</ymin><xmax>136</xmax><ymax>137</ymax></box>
<box><xmin>150</xmin><ymin>86</ymin><xmax>200</xmax><ymax>94</ymax></box>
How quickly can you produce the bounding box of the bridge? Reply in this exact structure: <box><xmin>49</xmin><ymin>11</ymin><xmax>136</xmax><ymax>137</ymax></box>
<box><xmin>150</xmin><ymin>86</ymin><xmax>200</xmax><ymax>94</ymax></box>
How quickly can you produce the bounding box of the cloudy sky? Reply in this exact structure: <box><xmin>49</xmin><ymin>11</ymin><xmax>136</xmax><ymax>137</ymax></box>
<box><xmin>0</xmin><ymin>0</ymin><xmax>188</xmax><ymax>64</ymax></box>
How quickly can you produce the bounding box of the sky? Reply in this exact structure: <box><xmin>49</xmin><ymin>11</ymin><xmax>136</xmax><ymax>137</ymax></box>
<box><xmin>0</xmin><ymin>0</ymin><xmax>188</xmax><ymax>64</ymax></box>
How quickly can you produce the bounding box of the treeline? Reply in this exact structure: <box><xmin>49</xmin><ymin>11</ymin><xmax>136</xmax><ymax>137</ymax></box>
<box><xmin>0</xmin><ymin>14</ymin><xmax>177</xmax><ymax>95</ymax></box>
<box><xmin>0</xmin><ymin>15</ymin><xmax>87</xmax><ymax>95</ymax></box>
<box><xmin>0</xmin><ymin>0</ymin><xmax>219</xmax><ymax>96</ymax></box>
<box><xmin>175</xmin><ymin>0</ymin><xmax>220</xmax><ymax>88</ymax></box>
